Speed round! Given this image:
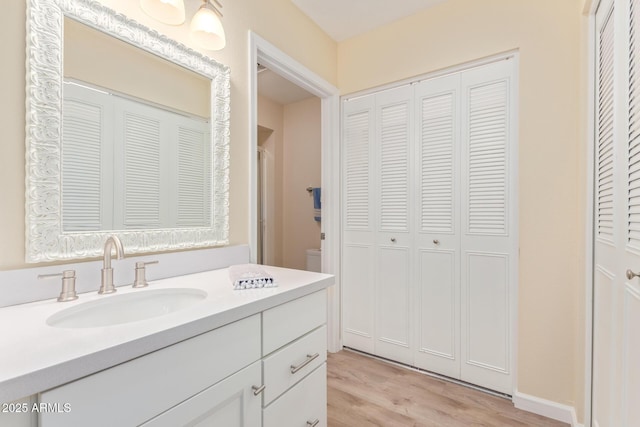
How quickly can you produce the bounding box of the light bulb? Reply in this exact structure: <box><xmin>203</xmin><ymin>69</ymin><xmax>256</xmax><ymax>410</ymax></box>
<box><xmin>190</xmin><ymin>4</ymin><xmax>226</xmax><ymax>51</ymax></box>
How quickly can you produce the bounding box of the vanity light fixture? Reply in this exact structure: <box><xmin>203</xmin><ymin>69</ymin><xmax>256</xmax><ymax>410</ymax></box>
<box><xmin>190</xmin><ymin>0</ymin><xmax>226</xmax><ymax>51</ymax></box>
<box><xmin>140</xmin><ymin>0</ymin><xmax>186</xmax><ymax>25</ymax></box>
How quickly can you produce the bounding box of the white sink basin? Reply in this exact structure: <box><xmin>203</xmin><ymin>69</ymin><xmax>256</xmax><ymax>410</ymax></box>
<box><xmin>47</xmin><ymin>288</ymin><xmax>207</xmax><ymax>328</ymax></box>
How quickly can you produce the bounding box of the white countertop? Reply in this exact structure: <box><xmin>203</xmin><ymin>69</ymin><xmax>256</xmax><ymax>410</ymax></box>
<box><xmin>0</xmin><ymin>266</ymin><xmax>334</xmax><ymax>403</ymax></box>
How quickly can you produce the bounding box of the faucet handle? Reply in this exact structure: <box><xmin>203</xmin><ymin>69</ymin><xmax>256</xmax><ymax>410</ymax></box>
<box><xmin>39</xmin><ymin>270</ymin><xmax>78</xmax><ymax>302</ymax></box>
<box><xmin>133</xmin><ymin>261</ymin><xmax>158</xmax><ymax>288</ymax></box>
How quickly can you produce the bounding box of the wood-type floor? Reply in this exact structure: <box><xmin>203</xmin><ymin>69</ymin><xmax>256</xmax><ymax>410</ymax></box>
<box><xmin>327</xmin><ymin>350</ymin><xmax>569</xmax><ymax>427</ymax></box>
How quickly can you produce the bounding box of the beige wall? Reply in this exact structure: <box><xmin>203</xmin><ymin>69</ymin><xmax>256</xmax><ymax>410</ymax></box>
<box><xmin>338</xmin><ymin>0</ymin><xmax>585</xmax><ymax>415</ymax></box>
<box><xmin>257</xmin><ymin>95</ymin><xmax>321</xmax><ymax>270</ymax></box>
<box><xmin>282</xmin><ymin>97</ymin><xmax>322</xmax><ymax>270</ymax></box>
<box><xmin>0</xmin><ymin>0</ymin><xmax>336</xmax><ymax>269</ymax></box>
<box><xmin>257</xmin><ymin>95</ymin><xmax>284</xmax><ymax>267</ymax></box>
<box><xmin>1</xmin><ymin>0</ymin><xmax>591</xmax><ymax>417</ymax></box>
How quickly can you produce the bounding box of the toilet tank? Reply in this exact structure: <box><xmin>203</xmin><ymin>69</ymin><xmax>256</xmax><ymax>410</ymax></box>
<box><xmin>306</xmin><ymin>249</ymin><xmax>321</xmax><ymax>272</ymax></box>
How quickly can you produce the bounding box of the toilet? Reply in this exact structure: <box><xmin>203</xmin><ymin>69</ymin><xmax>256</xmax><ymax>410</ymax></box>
<box><xmin>306</xmin><ymin>248</ymin><xmax>321</xmax><ymax>272</ymax></box>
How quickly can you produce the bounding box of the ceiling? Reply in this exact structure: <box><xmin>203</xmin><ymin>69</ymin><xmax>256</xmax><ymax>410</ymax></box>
<box><xmin>259</xmin><ymin>1</ymin><xmax>448</xmax><ymax>104</ymax></box>
<box><xmin>291</xmin><ymin>0</ymin><xmax>448</xmax><ymax>41</ymax></box>
<box><xmin>257</xmin><ymin>68</ymin><xmax>315</xmax><ymax>105</ymax></box>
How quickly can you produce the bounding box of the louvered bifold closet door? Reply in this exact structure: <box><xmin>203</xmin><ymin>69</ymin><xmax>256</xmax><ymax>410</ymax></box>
<box><xmin>374</xmin><ymin>86</ymin><xmax>414</xmax><ymax>364</ymax></box>
<box><xmin>342</xmin><ymin>94</ymin><xmax>376</xmax><ymax>353</ymax></box>
<box><xmin>592</xmin><ymin>2</ymin><xmax>619</xmax><ymax>426</ymax></box>
<box><xmin>113</xmin><ymin>98</ymin><xmax>166</xmax><ymax>230</ymax></box>
<box><xmin>459</xmin><ymin>59</ymin><xmax>516</xmax><ymax>395</ymax></box>
<box><xmin>173</xmin><ymin>119</ymin><xmax>211</xmax><ymax>228</ymax></box>
<box><xmin>629</xmin><ymin>0</ymin><xmax>640</xmax><ymax>251</ymax></box>
<box><xmin>622</xmin><ymin>0</ymin><xmax>640</xmax><ymax>424</ymax></box>
<box><xmin>413</xmin><ymin>74</ymin><xmax>461</xmax><ymax>378</ymax></box>
<box><xmin>61</xmin><ymin>83</ymin><xmax>114</xmax><ymax>231</ymax></box>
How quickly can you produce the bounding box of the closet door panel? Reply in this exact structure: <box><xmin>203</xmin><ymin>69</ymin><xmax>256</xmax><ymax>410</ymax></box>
<box><xmin>342</xmin><ymin>95</ymin><xmax>376</xmax><ymax>353</ymax></box>
<box><xmin>465</xmin><ymin>252</ymin><xmax>509</xmax><ymax>371</ymax></box>
<box><xmin>413</xmin><ymin>74</ymin><xmax>461</xmax><ymax>376</ymax></box>
<box><xmin>415</xmin><ymin>249</ymin><xmax>459</xmax><ymax>377</ymax></box>
<box><xmin>460</xmin><ymin>59</ymin><xmax>516</xmax><ymax>394</ymax></box>
<box><xmin>343</xmin><ymin>244</ymin><xmax>375</xmax><ymax>352</ymax></box>
<box><xmin>374</xmin><ymin>87</ymin><xmax>413</xmax><ymax>363</ymax></box>
<box><xmin>375</xmin><ymin>245</ymin><xmax>412</xmax><ymax>364</ymax></box>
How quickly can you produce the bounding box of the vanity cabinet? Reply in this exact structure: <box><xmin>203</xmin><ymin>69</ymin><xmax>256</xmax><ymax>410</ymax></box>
<box><xmin>261</xmin><ymin>290</ymin><xmax>328</xmax><ymax>427</ymax></box>
<box><xmin>141</xmin><ymin>361</ymin><xmax>262</xmax><ymax>427</ymax></box>
<box><xmin>38</xmin><ymin>290</ymin><xmax>328</xmax><ymax>427</ymax></box>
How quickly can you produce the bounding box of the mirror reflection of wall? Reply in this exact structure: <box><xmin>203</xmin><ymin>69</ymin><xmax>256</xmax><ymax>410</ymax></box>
<box><xmin>62</xmin><ymin>18</ymin><xmax>213</xmax><ymax>232</ymax></box>
<box><xmin>64</xmin><ymin>18</ymin><xmax>210</xmax><ymax>118</ymax></box>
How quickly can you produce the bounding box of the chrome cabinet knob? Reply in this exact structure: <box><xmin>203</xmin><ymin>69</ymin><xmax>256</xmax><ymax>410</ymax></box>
<box><xmin>627</xmin><ymin>269</ymin><xmax>640</xmax><ymax>280</ymax></box>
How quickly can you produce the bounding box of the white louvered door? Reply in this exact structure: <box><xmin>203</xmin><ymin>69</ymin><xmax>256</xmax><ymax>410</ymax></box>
<box><xmin>593</xmin><ymin>1</ymin><xmax>618</xmax><ymax>425</ymax></box>
<box><xmin>413</xmin><ymin>74</ymin><xmax>461</xmax><ymax>378</ymax></box>
<box><xmin>62</xmin><ymin>82</ymin><xmax>209</xmax><ymax>231</ymax></box>
<box><xmin>459</xmin><ymin>60</ymin><xmax>516</xmax><ymax>394</ymax></box>
<box><xmin>341</xmin><ymin>58</ymin><xmax>516</xmax><ymax>395</ymax></box>
<box><xmin>374</xmin><ymin>86</ymin><xmax>414</xmax><ymax>364</ymax></box>
<box><xmin>114</xmin><ymin>101</ymin><xmax>164</xmax><ymax>230</ymax></box>
<box><xmin>62</xmin><ymin>83</ymin><xmax>113</xmax><ymax>232</ymax></box>
<box><xmin>342</xmin><ymin>94</ymin><xmax>376</xmax><ymax>353</ymax></box>
<box><xmin>593</xmin><ymin>0</ymin><xmax>640</xmax><ymax>426</ymax></box>
<box><xmin>622</xmin><ymin>0</ymin><xmax>640</xmax><ymax>424</ymax></box>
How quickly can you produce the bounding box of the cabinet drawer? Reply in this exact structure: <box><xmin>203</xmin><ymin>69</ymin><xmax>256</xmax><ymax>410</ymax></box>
<box><xmin>39</xmin><ymin>314</ymin><xmax>261</xmax><ymax>427</ymax></box>
<box><xmin>140</xmin><ymin>361</ymin><xmax>262</xmax><ymax>427</ymax></box>
<box><xmin>263</xmin><ymin>325</ymin><xmax>327</xmax><ymax>405</ymax></box>
<box><xmin>262</xmin><ymin>290</ymin><xmax>326</xmax><ymax>355</ymax></box>
<box><xmin>263</xmin><ymin>363</ymin><xmax>327</xmax><ymax>427</ymax></box>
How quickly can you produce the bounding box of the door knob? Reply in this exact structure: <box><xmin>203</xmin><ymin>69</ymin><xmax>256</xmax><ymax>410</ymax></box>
<box><xmin>627</xmin><ymin>269</ymin><xmax>640</xmax><ymax>280</ymax></box>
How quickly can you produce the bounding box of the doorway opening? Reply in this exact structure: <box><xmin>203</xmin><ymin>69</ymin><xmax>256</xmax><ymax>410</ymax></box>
<box><xmin>248</xmin><ymin>32</ymin><xmax>341</xmax><ymax>352</ymax></box>
<box><xmin>256</xmin><ymin>68</ymin><xmax>321</xmax><ymax>270</ymax></box>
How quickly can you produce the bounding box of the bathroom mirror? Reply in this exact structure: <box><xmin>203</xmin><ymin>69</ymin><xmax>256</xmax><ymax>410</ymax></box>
<box><xmin>25</xmin><ymin>0</ymin><xmax>230</xmax><ymax>262</ymax></box>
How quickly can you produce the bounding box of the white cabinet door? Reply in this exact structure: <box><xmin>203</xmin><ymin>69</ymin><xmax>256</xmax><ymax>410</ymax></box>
<box><xmin>141</xmin><ymin>361</ymin><xmax>262</xmax><ymax>427</ymax></box>
<box><xmin>39</xmin><ymin>315</ymin><xmax>261</xmax><ymax>427</ymax></box>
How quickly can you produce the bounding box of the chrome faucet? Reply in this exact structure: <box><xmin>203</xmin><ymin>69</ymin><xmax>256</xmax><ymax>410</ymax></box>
<box><xmin>99</xmin><ymin>235</ymin><xmax>125</xmax><ymax>294</ymax></box>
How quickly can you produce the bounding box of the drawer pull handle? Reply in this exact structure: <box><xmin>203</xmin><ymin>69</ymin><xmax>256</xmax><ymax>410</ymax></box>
<box><xmin>307</xmin><ymin>419</ymin><xmax>320</xmax><ymax>427</ymax></box>
<box><xmin>252</xmin><ymin>384</ymin><xmax>266</xmax><ymax>396</ymax></box>
<box><xmin>290</xmin><ymin>353</ymin><xmax>320</xmax><ymax>374</ymax></box>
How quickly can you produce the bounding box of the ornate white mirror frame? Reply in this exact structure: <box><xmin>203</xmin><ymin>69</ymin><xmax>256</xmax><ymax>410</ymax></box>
<box><xmin>25</xmin><ymin>0</ymin><xmax>230</xmax><ymax>263</ymax></box>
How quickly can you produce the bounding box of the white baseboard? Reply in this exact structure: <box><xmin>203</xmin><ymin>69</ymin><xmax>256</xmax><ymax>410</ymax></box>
<box><xmin>513</xmin><ymin>391</ymin><xmax>583</xmax><ymax>427</ymax></box>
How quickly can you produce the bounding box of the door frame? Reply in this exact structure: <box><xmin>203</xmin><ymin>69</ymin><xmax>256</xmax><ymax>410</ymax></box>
<box><xmin>248</xmin><ymin>32</ymin><xmax>342</xmax><ymax>352</ymax></box>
